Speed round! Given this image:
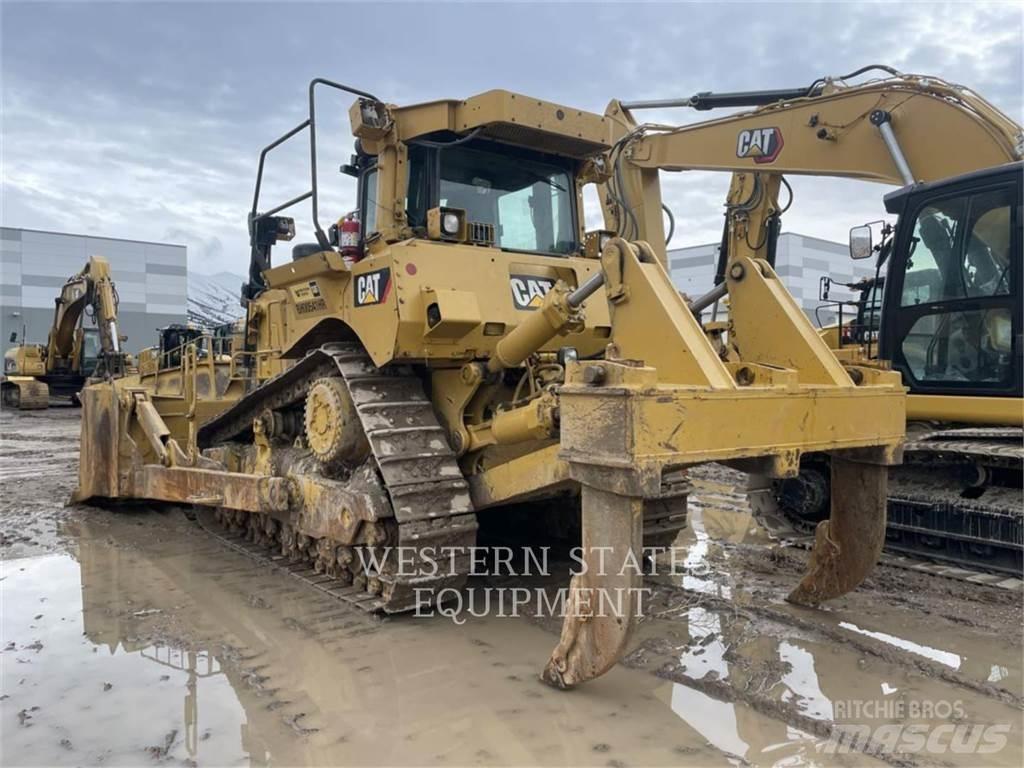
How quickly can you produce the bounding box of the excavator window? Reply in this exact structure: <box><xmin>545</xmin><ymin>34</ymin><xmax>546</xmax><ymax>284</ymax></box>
<box><xmin>889</xmin><ymin>177</ymin><xmax>1020</xmax><ymax>395</ymax></box>
<box><xmin>901</xmin><ymin>188</ymin><xmax>1013</xmax><ymax>306</ymax></box>
<box><xmin>80</xmin><ymin>328</ymin><xmax>101</xmax><ymax>376</ymax></box>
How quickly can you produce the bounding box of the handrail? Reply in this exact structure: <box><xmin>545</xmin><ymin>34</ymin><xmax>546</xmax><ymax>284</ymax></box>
<box><xmin>248</xmin><ymin>78</ymin><xmax>382</xmax><ymax>248</ymax></box>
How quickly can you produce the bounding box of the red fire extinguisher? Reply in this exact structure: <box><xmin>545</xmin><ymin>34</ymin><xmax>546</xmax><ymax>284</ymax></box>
<box><xmin>339</xmin><ymin>214</ymin><xmax>361</xmax><ymax>265</ymax></box>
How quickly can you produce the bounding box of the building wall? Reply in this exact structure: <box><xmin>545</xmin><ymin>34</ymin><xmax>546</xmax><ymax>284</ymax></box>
<box><xmin>0</xmin><ymin>227</ymin><xmax>187</xmax><ymax>352</ymax></box>
<box><xmin>668</xmin><ymin>232</ymin><xmax>881</xmax><ymax>325</ymax></box>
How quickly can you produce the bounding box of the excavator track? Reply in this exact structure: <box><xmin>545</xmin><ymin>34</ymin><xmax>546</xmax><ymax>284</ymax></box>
<box><xmin>760</xmin><ymin>428</ymin><xmax>1023</xmax><ymax>580</ymax></box>
<box><xmin>198</xmin><ymin>342</ymin><xmax>478</xmax><ymax>613</ymax></box>
<box><xmin>1</xmin><ymin>379</ymin><xmax>50</xmax><ymax>410</ymax></box>
<box><xmin>886</xmin><ymin>428</ymin><xmax>1023</xmax><ymax>576</ymax></box>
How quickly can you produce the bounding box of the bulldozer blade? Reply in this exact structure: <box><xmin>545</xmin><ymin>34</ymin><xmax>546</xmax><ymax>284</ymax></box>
<box><xmin>70</xmin><ymin>382</ymin><xmax>121</xmax><ymax>504</ymax></box>
<box><xmin>541</xmin><ymin>485</ymin><xmax>644</xmax><ymax>689</ymax></box>
<box><xmin>786</xmin><ymin>456</ymin><xmax>887</xmax><ymax>606</ymax></box>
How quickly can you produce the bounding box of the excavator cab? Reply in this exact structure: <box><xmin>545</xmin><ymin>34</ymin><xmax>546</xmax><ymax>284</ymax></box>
<box><xmin>79</xmin><ymin>328</ymin><xmax>101</xmax><ymax>376</ymax></box>
<box><xmin>782</xmin><ymin>165</ymin><xmax>1021</xmax><ymax>571</ymax></box>
<box><xmin>878</xmin><ymin>163</ymin><xmax>1021</xmax><ymax>397</ymax></box>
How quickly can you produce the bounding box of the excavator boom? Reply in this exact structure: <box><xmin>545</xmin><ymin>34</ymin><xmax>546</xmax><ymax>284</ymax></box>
<box><xmin>603</xmin><ymin>71</ymin><xmax>1021</xmax><ymax>256</ymax></box>
<box><xmin>49</xmin><ymin>256</ymin><xmax>124</xmax><ymax>373</ymax></box>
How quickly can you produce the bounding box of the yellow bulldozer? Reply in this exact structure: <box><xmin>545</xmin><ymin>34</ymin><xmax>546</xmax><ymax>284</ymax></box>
<box><xmin>3</xmin><ymin>255</ymin><xmax>128</xmax><ymax>409</ymax></box>
<box><xmin>73</xmin><ymin>67</ymin><xmax>1018</xmax><ymax>687</ymax></box>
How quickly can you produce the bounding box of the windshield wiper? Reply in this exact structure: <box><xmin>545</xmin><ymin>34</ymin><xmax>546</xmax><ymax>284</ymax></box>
<box><xmin>523</xmin><ymin>172</ymin><xmax>567</xmax><ymax>193</ymax></box>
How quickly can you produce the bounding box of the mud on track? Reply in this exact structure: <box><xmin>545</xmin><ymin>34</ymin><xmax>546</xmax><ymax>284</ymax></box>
<box><xmin>1</xmin><ymin>408</ymin><xmax>1021</xmax><ymax>767</ymax></box>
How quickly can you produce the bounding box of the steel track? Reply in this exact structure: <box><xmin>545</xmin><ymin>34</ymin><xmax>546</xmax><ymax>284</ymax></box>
<box><xmin>198</xmin><ymin>342</ymin><xmax>478</xmax><ymax>612</ymax></box>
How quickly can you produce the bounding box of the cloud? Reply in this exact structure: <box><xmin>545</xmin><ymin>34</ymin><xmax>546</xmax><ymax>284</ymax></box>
<box><xmin>1</xmin><ymin>1</ymin><xmax>1020</xmax><ymax>276</ymax></box>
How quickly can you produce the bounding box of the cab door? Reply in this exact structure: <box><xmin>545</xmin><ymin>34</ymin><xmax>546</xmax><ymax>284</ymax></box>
<box><xmin>881</xmin><ymin>168</ymin><xmax>1021</xmax><ymax>398</ymax></box>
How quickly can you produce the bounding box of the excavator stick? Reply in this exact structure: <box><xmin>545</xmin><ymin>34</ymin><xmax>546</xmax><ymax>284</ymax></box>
<box><xmin>787</xmin><ymin>456</ymin><xmax>888</xmax><ymax>606</ymax></box>
<box><xmin>542</xmin><ymin>485</ymin><xmax>644</xmax><ymax>689</ymax></box>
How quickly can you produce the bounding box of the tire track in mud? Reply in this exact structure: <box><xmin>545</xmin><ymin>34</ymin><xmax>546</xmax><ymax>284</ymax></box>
<box><xmin>0</xmin><ymin>457</ymin><xmax>78</xmax><ymax>482</ymax></box>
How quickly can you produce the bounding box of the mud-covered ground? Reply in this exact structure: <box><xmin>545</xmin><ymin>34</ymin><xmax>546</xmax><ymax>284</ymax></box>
<box><xmin>1</xmin><ymin>408</ymin><xmax>1021</xmax><ymax>767</ymax></box>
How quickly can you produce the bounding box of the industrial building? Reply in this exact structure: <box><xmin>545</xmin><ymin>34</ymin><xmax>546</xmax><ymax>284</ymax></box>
<box><xmin>669</xmin><ymin>232</ymin><xmax>880</xmax><ymax>325</ymax></box>
<box><xmin>0</xmin><ymin>227</ymin><xmax>186</xmax><ymax>352</ymax></box>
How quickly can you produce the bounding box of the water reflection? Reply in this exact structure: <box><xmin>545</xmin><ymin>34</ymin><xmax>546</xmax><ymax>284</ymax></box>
<box><xmin>5</xmin><ymin>513</ymin><xmax>744</xmax><ymax>767</ymax></box>
<box><xmin>3</xmin><ymin>494</ymin><xmax>1020</xmax><ymax>768</ymax></box>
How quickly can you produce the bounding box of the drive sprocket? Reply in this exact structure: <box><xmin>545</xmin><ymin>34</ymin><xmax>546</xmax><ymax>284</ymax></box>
<box><xmin>304</xmin><ymin>376</ymin><xmax>369</xmax><ymax>467</ymax></box>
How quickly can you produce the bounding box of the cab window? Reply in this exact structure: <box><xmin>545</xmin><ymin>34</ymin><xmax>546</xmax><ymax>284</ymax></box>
<box><xmin>432</xmin><ymin>144</ymin><xmax>576</xmax><ymax>255</ymax></box>
<box><xmin>901</xmin><ymin>188</ymin><xmax>1012</xmax><ymax>306</ymax></box>
<box><xmin>893</xmin><ymin>183</ymin><xmax>1018</xmax><ymax>392</ymax></box>
<box><xmin>81</xmin><ymin>330</ymin><xmax>101</xmax><ymax>375</ymax></box>
<box><xmin>360</xmin><ymin>167</ymin><xmax>379</xmax><ymax>238</ymax></box>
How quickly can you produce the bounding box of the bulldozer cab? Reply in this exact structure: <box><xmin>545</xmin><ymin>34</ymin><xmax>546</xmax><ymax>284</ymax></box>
<box><xmin>244</xmin><ymin>81</ymin><xmax>610</xmax><ymax>300</ymax></box>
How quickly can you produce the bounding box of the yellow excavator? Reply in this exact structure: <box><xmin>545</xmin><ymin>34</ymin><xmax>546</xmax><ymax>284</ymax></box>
<box><xmin>72</xmin><ymin>67</ymin><xmax>1016</xmax><ymax>688</ymax></box>
<box><xmin>778</xmin><ymin>167</ymin><xmax>1021</xmax><ymax>574</ymax></box>
<box><xmin>599</xmin><ymin>65</ymin><xmax>1022</xmax><ymax>580</ymax></box>
<box><xmin>2</xmin><ymin>256</ymin><xmax>128</xmax><ymax>409</ymax></box>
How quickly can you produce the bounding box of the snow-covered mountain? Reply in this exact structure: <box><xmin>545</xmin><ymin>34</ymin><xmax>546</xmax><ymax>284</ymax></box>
<box><xmin>188</xmin><ymin>271</ymin><xmax>246</xmax><ymax>328</ymax></box>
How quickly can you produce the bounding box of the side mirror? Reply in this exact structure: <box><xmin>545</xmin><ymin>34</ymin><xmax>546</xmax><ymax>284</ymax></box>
<box><xmin>9</xmin><ymin>332</ymin><xmax>17</xmax><ymax>343</ymax></box>
<box><xmin>849</xmin><ymin>225</ymin><xmax>873</xmax><ymax>260</ymax></box>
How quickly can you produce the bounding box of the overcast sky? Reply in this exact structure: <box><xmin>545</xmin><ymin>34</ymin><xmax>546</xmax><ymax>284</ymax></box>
<box><xmin>2</xmin><ymin>1</ymin><xmax>1021</xmax><ymax>276</ymax></box>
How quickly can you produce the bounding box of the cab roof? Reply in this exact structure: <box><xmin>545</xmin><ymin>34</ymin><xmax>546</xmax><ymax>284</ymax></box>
<box><xmin>357</xmin><ymin>90</ymin><xmax>614</xmax><ymax>159</ymax></box>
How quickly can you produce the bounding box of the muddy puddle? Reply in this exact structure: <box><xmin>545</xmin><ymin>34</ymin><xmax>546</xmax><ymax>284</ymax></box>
<box><xmin>628</xmin><ymin>470</ymin><xmax>1023</xmax><ymax>767</ymax></box>
<box><xmin>2</xmin><ymin>411</ymin><xmax>1022</xmax><ymax>767</ymax></box>
<box><xmin>3</xmin><ymin>507</ymin><xmax>886</xmax><ymax>768</ymax></box>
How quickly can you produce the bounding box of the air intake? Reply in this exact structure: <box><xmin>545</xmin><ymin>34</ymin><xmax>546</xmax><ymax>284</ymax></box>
<box><xmin>468</xmin><ymin>221</ymin><xmax>495</xmax><ymax>246</ymax></box>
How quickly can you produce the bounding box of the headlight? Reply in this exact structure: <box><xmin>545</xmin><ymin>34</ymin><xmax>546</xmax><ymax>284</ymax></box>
<box><xmin>428</xmin><ymin>206</ymin><xmax>466</xmax><ymax>241</ymax></box>
<box><xmin>442</xmin><ymin>213</ymin><xmax>460</xmax><ymax>235</ymax></box>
